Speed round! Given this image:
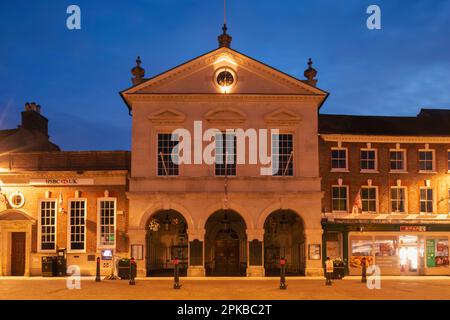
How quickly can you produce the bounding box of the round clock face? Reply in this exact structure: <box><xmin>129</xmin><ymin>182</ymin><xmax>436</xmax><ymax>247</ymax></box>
<box><xmin>216</xmin><ymin>70</ymin><xmax>234</xmax><ymax>87</ymax></box>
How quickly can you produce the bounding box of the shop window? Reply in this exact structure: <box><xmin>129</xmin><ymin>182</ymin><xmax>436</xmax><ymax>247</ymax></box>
<box><xmin>350</xmin><ymin>237</ymin><xmax>373</xmax><ymax>268</ymax></box>
<box><xmin>157</xmin><ymin>133</ymin><xmax>179</xmax><ymax>176</ymax></box>
<box><xmin>390</xmin><ymin>150</ymin><xmax>406</xmax><ymax>172</ymax></box>
<box><xmin>420</xmin><ymin>188</ymin><xmax>434</xmax><ymax>214</ymax></box>
<box><xmin>39</xmin><ymin>200</ymin><xmax>57</xmax><ymax>252</ymax></box>
<box><xmin>331</xmin><ymin>148</ymin><xmax>347</xmax><ymax>171</ymax></box>
<box><xmin>68</xmin><ymin>199</ymin><xmax>86</xmax><ymax>251</ymax></box>
<box><xmin>98</xmin><ymin>199</ymin><xmax>116</xmax><ymax>248</ymax></box>
<box><xmin>360</xmin><ymin>149</ymin><xmax>377</xmax><ymax>171</ymax></box>
<box><xmin>418</xmin><ymin>150</ymin><xmax>434</xmax><ymax>172</ymax></box>
<box><xmin>272</xmin><ymin>133</ymin><xmax>293</xmax><ymax>176</ymax></box>
<box><xmin>374</xmin><ymin>237</ymin><xmax>398</xmax><ymax>269</ymax></box>
<box><xmin>331</xmin><ymin>186</ymin><xmax>348</xmax><ymax>212</ymax></box>
<box><xmin>447</xmin><ymin>150</ymin><xmax>450</xmax><ymax>172</ymax></box>
<box><xmin>390</xmin><ymin>187</ymin><xmax>406</xmax><ymax>213</ymax></box>
<box><xmin>215</xmin><ymin>132</ymin><xmax>237</xmax><ymax>176</ymax></box>
<box><xmin>426</xmin><ymin>239</ymin><xmax>449</xmax><ymax>267</ymax></box>
<box><xmin>361</xmin><ymin>186</ymin><xmax>377</xmax><ymax>213</ymax></box>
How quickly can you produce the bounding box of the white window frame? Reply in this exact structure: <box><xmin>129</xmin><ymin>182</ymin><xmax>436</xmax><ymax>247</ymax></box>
<box><xmin>67</xmin><ymin>198</ymin><xmax>87</xmax><ymax>253</ymax></box>
<box><xmin>389</xmin><ymin>149</ymin><xmax>407</xmax><ymax>173</ymax></box>
<box><xmin>271</xmin><ymin>132</ymin><xmax>294</xmax><ymax>177</ymax></box>
<box><xmin>330</xmin><ymin>147</ymin><xmax>349</xmax><ymax>172</ymax></box>
<box><xmin>360</xmin><ymin>148</ymin><xmax>378</xmax><ymax>173</ymax></box>
<box><xmin>419</xmin><ymin>187</ymin><xmax>435</xmax><ymax>214</ymax></box>
<box><xmin>156</xmin><ymin>132</ymin><xmax>180</xmax><ymax>177</ymax></box>
<box><xmin>361</xmin><ymin>186</ymin><xmax>379</xmax><ymax>213</ymax></box>
<box><xmin>418</xmin><ymin>149</ymin><xmax>436</xmax><ymax>173</ymax></box>
<box><xmin>331</xmin><ymin>185</ymin><xmax>349</xmax><ymax>213</ymax></box>
<box><xmin>38</xmin><ymin>199</ymin><xmax>58</xmax><ymax>253</ymax></box>
<box><xmin>97</xmin><ymin>197</ymin><xmax>117</xmax><ymax>249</ymax></box>
<box><xmin>390</xmin><ymin>186</ymin><xmax>407</xmax><ymax>214</ymax></box>
<box><xmin>215</xmin><ymin>131</ymin><xmax>237</xmax><ymax>177</ymax></box>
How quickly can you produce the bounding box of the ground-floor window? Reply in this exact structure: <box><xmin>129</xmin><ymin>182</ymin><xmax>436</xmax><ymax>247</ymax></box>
<box><xmin>69</xmin><ymin>199</ymin><xmax>86</xmax><ymax>251</ymax></box>
<box><xmin>98</xmin><ymin>199</ymin><xmax>116</xmax><ymax>248</ymax></box>
<box><xmin>39</xmin><ymin>200</ymin><xmax>57</xmax><ymax>251</ymax></box>
<box><xmin>426</xmin><ymin>239</ymin><xmax>449</xmax><ymax>267</ymax></box>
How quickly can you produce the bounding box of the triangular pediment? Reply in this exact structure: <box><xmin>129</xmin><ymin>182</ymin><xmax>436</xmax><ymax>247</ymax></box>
<box><xmin>121</xmin><ymin>47</ymin><xmax>327</xmax><ymax>100</ymax></box>
<box><xmin>148</xmin><ymin>108</ymin><xmax>186</xmax><ymax>124</ymax></box>
<box><xmin>204</xmin><ymin>107</ymin><xmax>246</xmax><ymax>125</ymax></box>
<box><xmin>264</xmin><ymin>108</ymin><xmax>302</xmax><ymax>125</ymax></box>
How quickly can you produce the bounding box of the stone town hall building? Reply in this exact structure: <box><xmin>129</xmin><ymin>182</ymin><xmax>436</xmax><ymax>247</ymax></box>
<box><xmin>0</xmin><ymin>28</ymin><xmax>449</xmax><ymax>277</ymax></box>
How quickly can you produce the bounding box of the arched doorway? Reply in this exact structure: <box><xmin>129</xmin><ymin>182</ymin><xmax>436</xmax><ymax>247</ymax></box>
<box><xmin>264</xmin><ymin>210</ymin><xmax>305</xmax><ymax>276</ymax></box>
<box><xmin>205</xmin><ymin>210</ymin><xmax>247</xmax><ymax>276</ymax></box>
<box><xmin>145</xmin><ymin>210</ymin><xmax>188</xmax><ymax>276</ymax></box>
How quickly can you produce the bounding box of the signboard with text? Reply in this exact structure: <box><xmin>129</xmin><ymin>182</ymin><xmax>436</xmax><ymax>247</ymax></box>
<box><xmin>29</xmin><ymin>179</ymin><xmax>94</xmax><ymax>186</ymax></box>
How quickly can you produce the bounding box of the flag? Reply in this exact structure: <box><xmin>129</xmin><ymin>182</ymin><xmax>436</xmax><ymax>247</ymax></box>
<box><xmin>352</xmin><ymin>190</ymin><xmax>362</xmax><ymax>214</ymax></box>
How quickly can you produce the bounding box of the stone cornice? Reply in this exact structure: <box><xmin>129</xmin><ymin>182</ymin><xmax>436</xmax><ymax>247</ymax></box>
<box><xmin>320</xmin><ymin>134</ymin><xmax>450</xmax><ymax>144</ymax></box>
<box><xmin>126</xmin><ymin>93</ymin><xmax>324</xmax><ymax>103</ymax></box>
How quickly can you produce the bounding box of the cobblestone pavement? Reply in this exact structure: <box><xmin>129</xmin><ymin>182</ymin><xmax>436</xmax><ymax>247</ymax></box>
<box><xmin>1</xmin><ymin>276</ymin><xmax>450</xmax><ymax>300</ymax></box>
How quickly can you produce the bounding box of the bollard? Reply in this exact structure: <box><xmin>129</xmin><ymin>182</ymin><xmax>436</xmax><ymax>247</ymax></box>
<box><xmin>173</xmin><ymin>257</ymin><xmax>181</xmax><ymax>289</ymax></box>
<box><xmin>129</xmin><ymin>257</ymin><xmax>136</xmax><ymax>285</ymax></box>
<box><xmin>361</xmin><ymin>258</ymin><xmax>367</xmax><ymax>283</ymax></box>
<box><xmin>279</xmin><ymin>257</ymin><xmax>287</xmax><ymax>290</ymax></box>
<box><xmin>95</xmin><ymin>257</ymin><xmax>101</xmax><ymax>282</ymax></box>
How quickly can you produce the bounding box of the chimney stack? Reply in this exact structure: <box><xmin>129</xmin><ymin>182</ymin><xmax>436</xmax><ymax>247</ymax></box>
<box><xmin>21</xmin><ymin>102</ymin><xmax>48</xmax><ymax>136</ymax></box>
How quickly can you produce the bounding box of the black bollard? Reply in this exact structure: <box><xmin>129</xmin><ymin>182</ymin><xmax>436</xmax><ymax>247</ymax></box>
<box><xmin>129</xmin><ymin>257</ymin><xmax>136</xmax><ymax>285</ymax></box>
<box><xmin>95</xmin><ymin>257</ymin><xmax>101</xmax><ymax>282</ymax></box>
<box><xmin>173</xmin><ymin>257</ymin><xmax>181</xmax><ymax>289</ymax></box>
<box><xmin>361</xmin><ymin>258</ymin><xmax>367</xmax><ymax>283</ymax></box>
<box><xmin>279</xmin><ymin>257</ymin><xmax>287</xmax><ymax>290</ymax></box>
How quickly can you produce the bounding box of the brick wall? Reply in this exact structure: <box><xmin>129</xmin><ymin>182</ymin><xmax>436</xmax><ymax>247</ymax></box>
<box><xmin>320</xmin><ymin>138</ymin><xmax>450</xmax><ymax>214</ymax></box>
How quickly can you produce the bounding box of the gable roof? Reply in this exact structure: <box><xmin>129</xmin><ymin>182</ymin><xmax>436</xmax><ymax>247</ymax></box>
<box><xmin>319</xmin><ymin>108</ymin><xmax>450</xmax><ymax>136</ymax></box>
<box><xmin>120</xmin><ymin>47</ymin><xmax>328</xmax><ymax>114</ymax></box>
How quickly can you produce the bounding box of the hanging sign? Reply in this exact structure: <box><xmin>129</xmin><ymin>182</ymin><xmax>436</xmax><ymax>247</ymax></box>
<box><xmin>29</xmin><ymin>179</ymin><xmax>94</xmax><ymax>186</ymax></box>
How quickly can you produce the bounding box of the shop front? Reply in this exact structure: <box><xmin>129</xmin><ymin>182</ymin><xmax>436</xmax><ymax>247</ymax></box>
<box><xmin>323</xmin><ymin>222</ymin><xmax>450</xmax><ymax>276</ymax></box>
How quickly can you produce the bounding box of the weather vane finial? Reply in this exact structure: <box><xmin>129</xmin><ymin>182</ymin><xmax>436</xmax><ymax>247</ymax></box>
<box><xmin>218</xmin><ymin>0</ymin><xmax>232</xmax><ymax>47</ymax></box>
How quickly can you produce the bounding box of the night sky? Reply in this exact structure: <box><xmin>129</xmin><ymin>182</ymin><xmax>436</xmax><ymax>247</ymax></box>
<box><xmin>0</xmin><ymin>0</ymin><xmax>449</xmax><ymax>151</ymax></box>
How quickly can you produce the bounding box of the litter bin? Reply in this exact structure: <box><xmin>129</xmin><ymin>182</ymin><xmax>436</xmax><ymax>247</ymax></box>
<box><xmin>332</xmin><ymin>260</ymin><xmax>346</xmax><ymax>279</ymax></box>
<box><xmin>42</xmin><ymin>256</ymin><xmax>57</xmax><ymax>277</ymax></box>
<box><xmin>118</xmin><ymin>258</ymin><xmax>131</xmax><ymax>280</ymax></box>
<box><xmin>56</xmin><ymin>249</ymin><xmax>67</xmax><ymax>277</ymax></box>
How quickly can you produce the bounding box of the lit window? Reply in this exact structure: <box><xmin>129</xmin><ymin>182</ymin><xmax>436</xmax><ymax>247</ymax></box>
<box><xmin>361</xmin><ymin>187</ymin><xmax>377</xmax><ymax>213</ymax></box>
<box><xmin>272</xmin><ymin>134</ymin><xmax>293</xmax><ymax>176</ymax></box>
<box><xmin>420</xmin><ymin>188</ymin><xmax>433</xmax><ymax>214</ymax></box>
<box><xmin>69</xmin><ymin>200</ymin><xmax>86</xmax><ymax>251</ymax></box>
<box><xmin>360</xmin><ymin>149</ymin><xmax>377</xmax><ymax>171</ymax></box>
<box><xmin>419</xmin><ymin>150</ymin><xmax>434</xmax><ymax>172</ymax></box>
<box><xmin>331</xmin><ymin>148</ymin><xmax>347</xmax><ymax>171</ymax></box>
<box><xmin>98</xmin><ymin>199</ymin><xmax>116</xmax><ymax>248</ymax></box>
<box><xmin>215</xmin><ymin>132</ymin><xmax>236</xmax><ymax>176</ymax></box>
<box><xmin>39</xmin><ymin>200</ymin><xmax>57</xmax><ymax>251</ymax></box>
<box><xmin>332</xmin><ymin>186</ymin><xmax>348</xmax><ymax>212</ymax></box>
<box><xmin>390</xmin><ymin>150</ymin><xmax>406</xmax><ymax>171</ymax></box>
<box><xmin>157</xmin><ymin>133</ymin><xmax>179</xmax><ymax>176</ymax></box>
<box><xmin>390</xmin><ymin>187</ymin><xmax>406</xmax><ymax>213</ymax></box>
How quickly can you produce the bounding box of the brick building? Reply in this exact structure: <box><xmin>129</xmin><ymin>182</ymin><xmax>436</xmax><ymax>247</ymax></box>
<box><xmin>320</xmin><ymin>109</ymin><xmax>450</xmax><ymax>275</ymax></box>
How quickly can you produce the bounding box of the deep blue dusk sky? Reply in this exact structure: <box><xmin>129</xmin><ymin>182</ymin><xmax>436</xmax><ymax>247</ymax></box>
<box><xmin>0</xmin><ymin>0</ymin><xmax>449</xmax><ymax>150</ymax></box>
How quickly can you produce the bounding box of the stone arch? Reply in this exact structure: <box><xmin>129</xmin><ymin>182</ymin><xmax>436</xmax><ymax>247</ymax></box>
<box><xmin>138</xmin><ymin>202</ymin><xmax>195</xmax><ymax>231</ymax></box>
<box><xmin>198</xmin><ymin>202</ymin><xmax>254</xmax><ymax>230</ymax></box>
<box><xmin>256</xmin><ymin>203</ymin><xmax>307</xmax><ymax>230</ymax></box>
<box><xmin>0</xmin><ymin>209</ymin><xmax>35</xmax><ymax>222</ymax></box>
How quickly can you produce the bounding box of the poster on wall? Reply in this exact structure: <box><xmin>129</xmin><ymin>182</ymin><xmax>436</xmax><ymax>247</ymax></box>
<box><xmin>308</xmin><ymin>244</ymin><xmax>321</xmax><ymax>260</ymax></box>
<box><xmin>426</xmin><ymin>239</ymin><xmax>435</xmax><ymax>267</ymax></box>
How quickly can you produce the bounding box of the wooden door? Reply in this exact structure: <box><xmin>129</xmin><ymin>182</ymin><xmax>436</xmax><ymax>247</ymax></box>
<box><xmin>214</xmin><ymin>238</ymin><xmax>239</xmax><ymax>275</ymax></box>
<box><xmin>11</xmin><ymin>232</ymin><xmax>26</xmax><ymax>276</ymax></box>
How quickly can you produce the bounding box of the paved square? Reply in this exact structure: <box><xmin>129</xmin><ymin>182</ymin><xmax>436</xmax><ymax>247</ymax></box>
<box><xmin>1</xmin><ymin>277</ymin><xmax>450</xmax><ymax>300</ymax></box>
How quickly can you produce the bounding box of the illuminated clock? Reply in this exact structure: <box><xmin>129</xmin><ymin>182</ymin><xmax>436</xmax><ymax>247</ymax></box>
<box><xmin>216</xmin><ymin>70</ymin><xmax>234</xmax><ymax>87</ymax></box>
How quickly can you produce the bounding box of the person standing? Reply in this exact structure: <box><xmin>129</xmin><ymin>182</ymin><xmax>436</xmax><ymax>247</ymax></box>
<box><xmin>325</xmin><ymin>257</ymin><xmax>334</xmax><ymax>286</ymax></box>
